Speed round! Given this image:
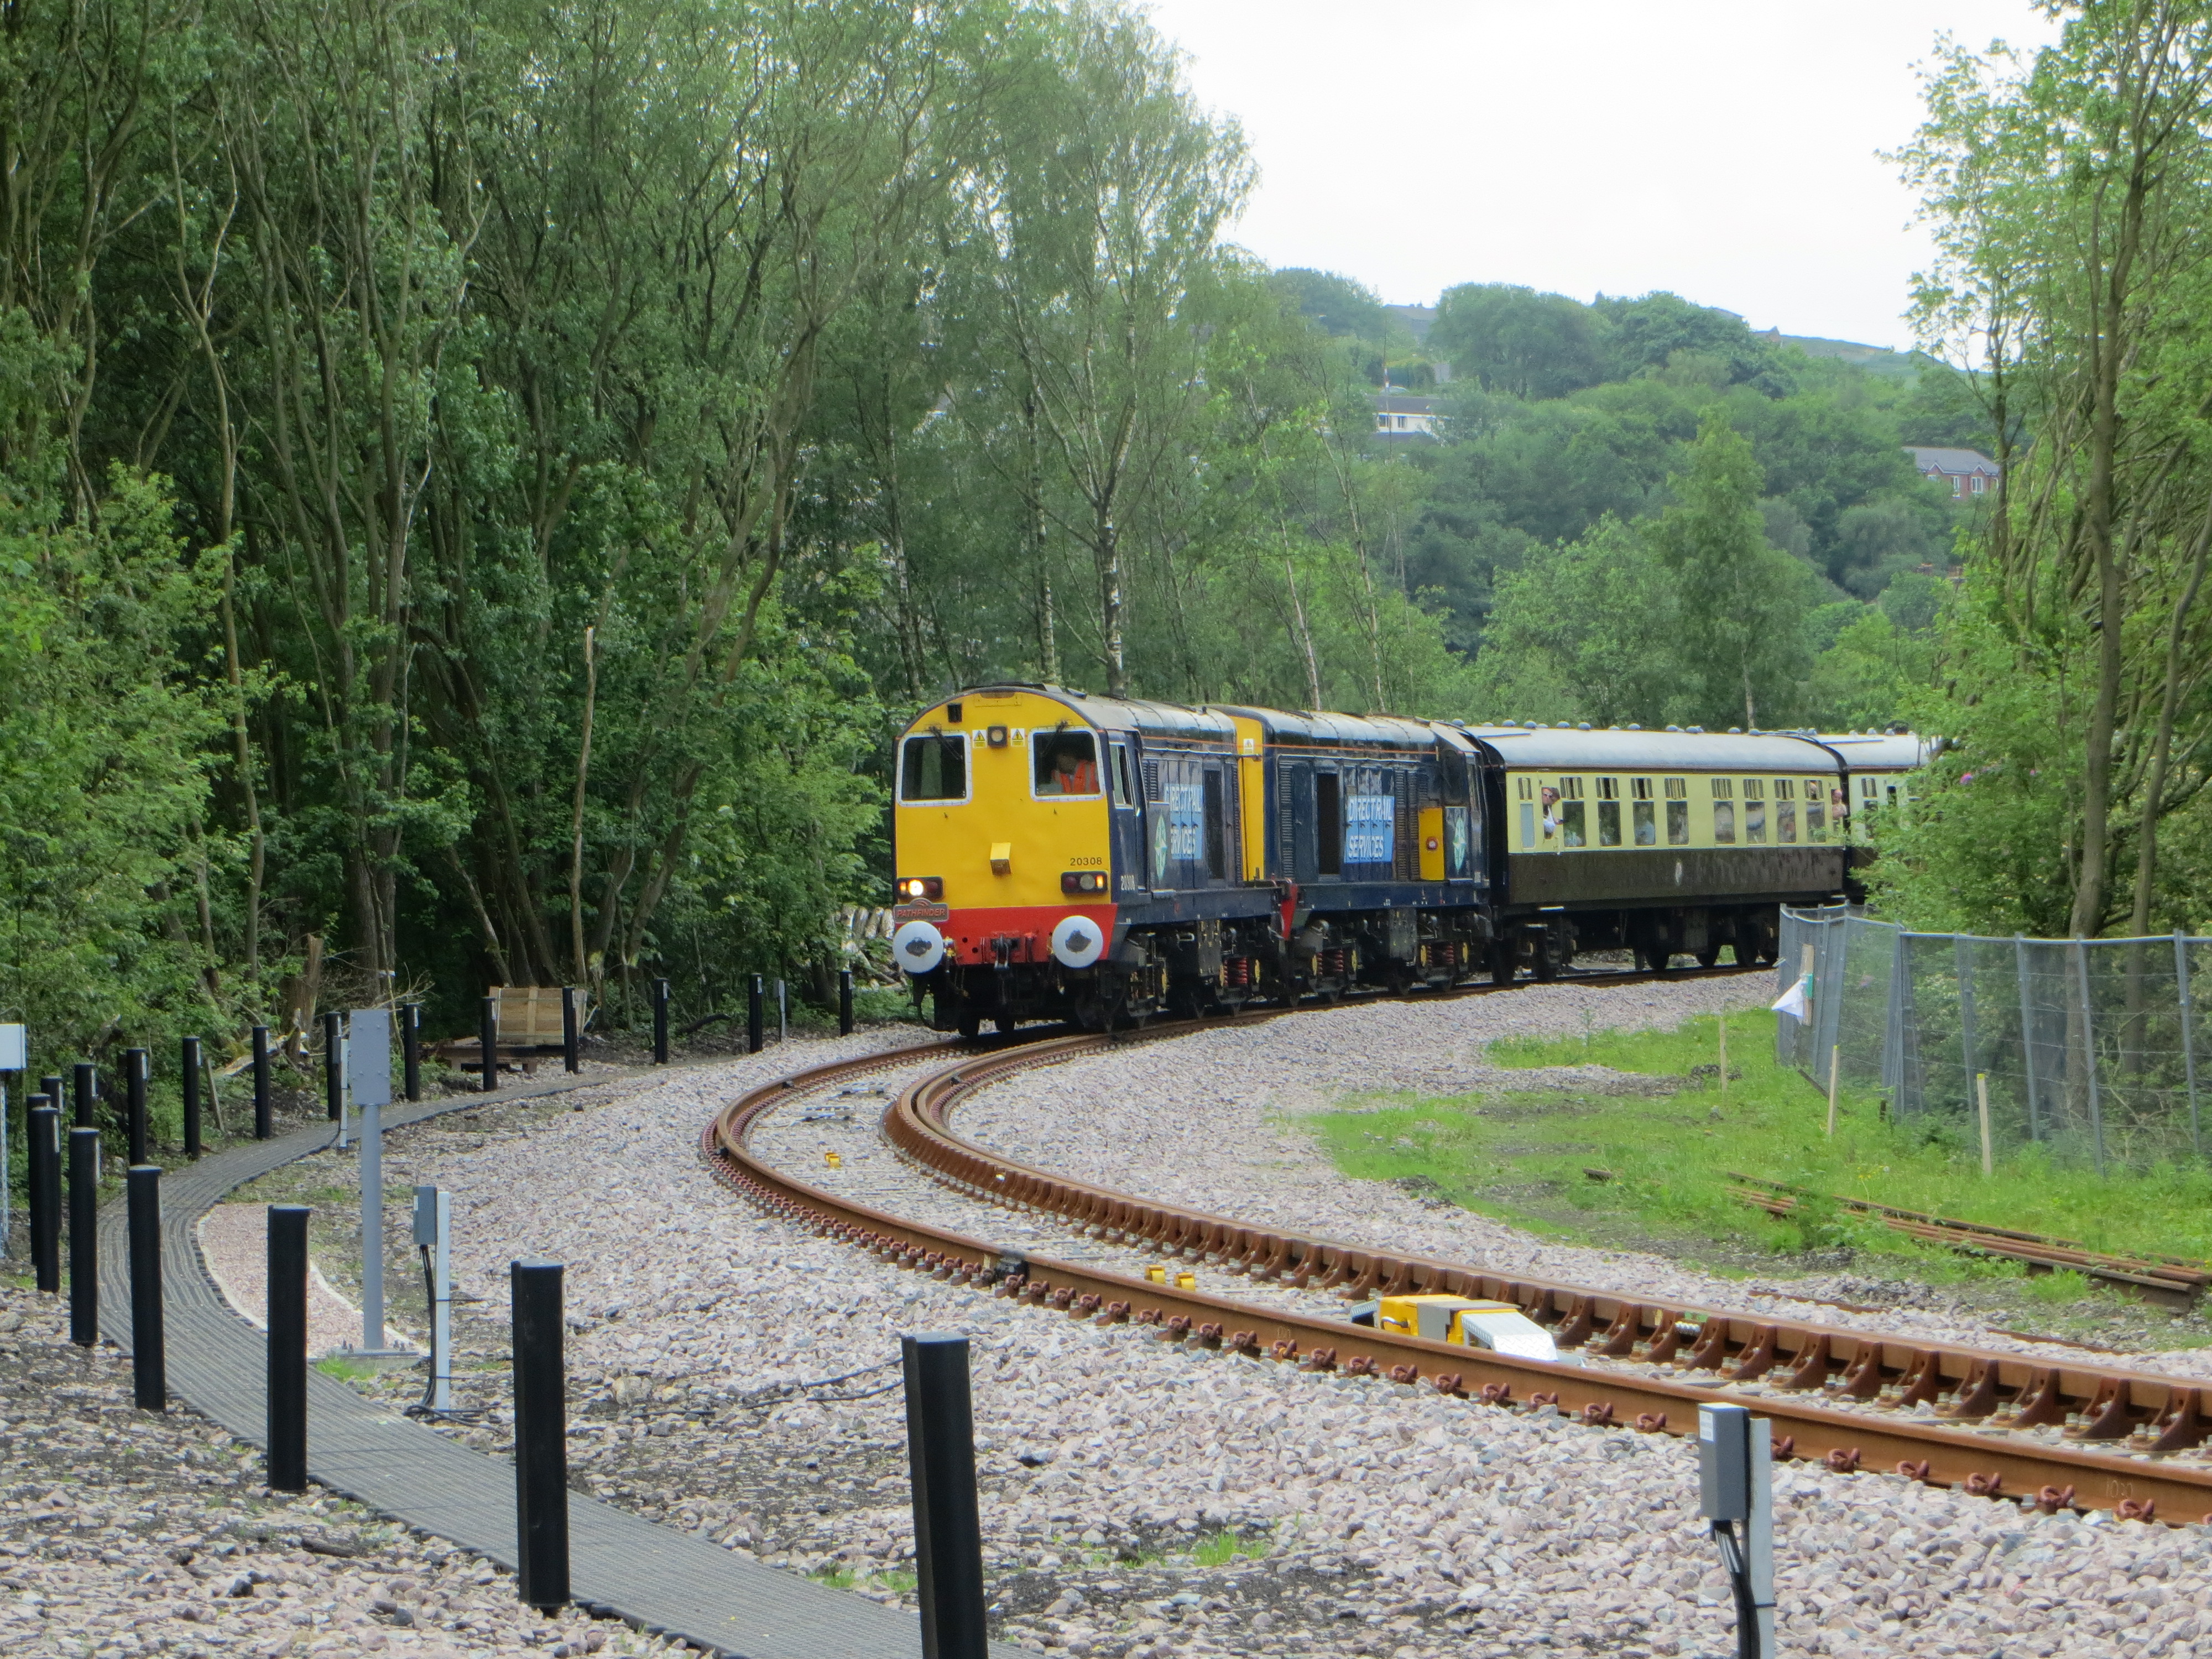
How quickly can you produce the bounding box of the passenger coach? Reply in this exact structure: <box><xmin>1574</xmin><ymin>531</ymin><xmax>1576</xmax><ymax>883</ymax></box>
<box><xmin>889</xmin><ymin>686</ymin><xmax>1871</xmax><ymax>1034</ymax></box>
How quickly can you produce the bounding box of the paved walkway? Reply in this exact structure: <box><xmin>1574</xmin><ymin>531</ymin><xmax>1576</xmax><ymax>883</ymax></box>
<box><xmin>92</xmin><ymin>1068</ymin><xmax>1013</xmax><ymax>1659</ymax></box>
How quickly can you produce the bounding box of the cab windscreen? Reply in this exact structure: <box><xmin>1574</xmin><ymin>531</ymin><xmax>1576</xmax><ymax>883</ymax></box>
<box><xmin>1033</xmin><ymin>731</ymin><xmax>1100</xmax><ymax>796</ymax></box>
<box><xmin>900</xmin><ymin>733</ymin><xmax>967</xmax><ymax>801</ymax></box>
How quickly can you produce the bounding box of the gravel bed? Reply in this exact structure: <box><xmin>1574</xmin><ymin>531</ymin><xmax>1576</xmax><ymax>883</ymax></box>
<box><xmin>956</xmin><ymin>980</ymin><xmax>2212</xmax><ymax>1388</ymax></box>
<box><xmin>312</xmin><ymin>999</ymin><xmax>2204</xmax><ymax>1659</ymax></box>
<box><xmin>0</xmin><ymin>1281</ymin><xmax>670</xmax><ymax>1658</ymax></box>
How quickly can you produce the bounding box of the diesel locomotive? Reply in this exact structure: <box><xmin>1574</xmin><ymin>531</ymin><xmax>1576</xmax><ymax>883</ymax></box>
<box><xmin>889</xmin><ymin>684</ymin><xmax>1915</xmax><ymax>1035</ymax></box>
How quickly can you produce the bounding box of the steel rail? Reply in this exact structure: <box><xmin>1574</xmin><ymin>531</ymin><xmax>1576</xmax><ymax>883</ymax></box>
<box><xmin>702</xmin><ymin>1035</ymin><xmax>2212</xmax><ymax>1528</ymax></box>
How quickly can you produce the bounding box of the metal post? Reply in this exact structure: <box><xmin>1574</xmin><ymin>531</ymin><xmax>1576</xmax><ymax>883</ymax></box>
<box><xmin>267</xmin><ymin>1204</ymin><xmax>309</xmax><ymax>1492</ymax></box>
<box><xmin>124</xmin><ymin>1048</ymin><xmax>148</xmax><ymax>1165</ymax></box>
<box><xmin>74</xmin><ymin>1061</ymin><xmax>97</xmax><ymax>1128</ymax></box>
<box><xmin>1881</xmin><ymin>932</ymin><xmax>1906</xmax><ymax>1105</ymax></box>
<box><xmin>2015</xmin><ymin>935</ymin><xmax>2042</xmax><ymax>1142</ymax></box>
<box><xmin>1954</xmin><ymin>934</ymin><xmax>1979</xmax><ymax>1117</ymax></box>
<box><xmin>653</xmin><ymin>978</ymin><xmax>670</xmax><ymax>1065</ymax></box>
<box><xmin>903</xmin><ymin>1332</ymin><xmax>988</xmax><ymax>1659</ymax></box>
<box><xmin>1697</xmin><ymin>1402</ymin><xmax>1773</xmax><ymax>1659</ymax></box>
<box><xmin>510</xmin><ymin>1259</ymin><xmax>570</xmax><ymax>1610</ymax></box>
<box><xmin>481</xmin><ymin>995</ymin><xmax>499</xmax><ymax>1094</ymax></box>
<box><xmin>182</xmin><ymin>1037</ymin><xmax>203</xmax><ymax>1160</ymax></box>
<box><xmin>346</xmin><ymin>1007</ymin><xmax>394</xmax><ymax>1352</ymax></box>
<box><xmin>127</xmin><ymin>1166</ymin><xmax>165</xmax><ymax>1411</ymax></box>
<box><xmin>28</xmin><ymin>1102</ymin><xmax>58</xmax><ymax>1292</ymax></box>
<box><xmin>323</xmin><ymin>1010</ymin><xmax>343</xmax><ymax>1124</ymax></box>
<box><xmin>2177</xmin><ymin>935</ymin><xmax>2201</xmax><ymax>1158</ymax></box>
<box><xmin>68</xmin><ymin>1126</ymin><xmax>100</xmax><ymax>1347</ymax></box>
<box><xmin>747</xmin><ymin>975</ymin><xmax>765</xmax><ymax>1055</ymax></box>
<box><xmin>561</xmin><ymin>987</ymin><xmax>580</xmax><ymax>1075</ymax></box>
<box><xmin>252</xmin><ymin>1025</ymin><xmax>273</xmax><ymax>1140</ymax></box>
<box><xmin>776</xmin><ymin>978</ymin><xmax>787</xmax><ymax>1046</ymax></box>
<box><xmin>40</xmin><ymin>1074</ymin><xmax>61</xmax><ymax>1129</ymax></box>
<box><xmin>403</xmin><ymin>1004</ymin><xmax>422</xmax><ymax>1103</ymax></box>
<box><xmin>414</xmin><ymin>1186</ymin><xmax>454</xmax><ymax>1412</ymax></box>
<box><xmin>839</xmin><ymin>968</ymin><xmax>855</xmax><ymax>1037</ymax></box>
<box><xmin>2074</xmin><ymin>939</ymin><xmax>2106</xmax><ymax>1175</ymax></box>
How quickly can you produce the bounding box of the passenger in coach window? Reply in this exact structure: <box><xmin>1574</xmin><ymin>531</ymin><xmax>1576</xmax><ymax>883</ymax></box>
<box><xmin>1540</xmin><ymin>785</ymin><xmax>1560</xmax><ymax>841</ymax></box>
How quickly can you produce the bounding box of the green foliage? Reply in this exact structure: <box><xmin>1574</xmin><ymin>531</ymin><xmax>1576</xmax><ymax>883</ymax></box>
<box><xmin>1430</xmin><ymin>283</ymin><xmax>1608</xmax><ymax>400</ymax></box>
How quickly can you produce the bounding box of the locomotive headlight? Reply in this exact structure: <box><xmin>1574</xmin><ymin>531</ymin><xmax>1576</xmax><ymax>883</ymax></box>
<box><xmin>896</xmin><ymin>877</ymin><xmax>943</xmax><ymax>901</ymax></box>
<box><xmin>1060</xmin><ymin>870</ymin><xmax>1109</xmax><ymax>894</ymax></box>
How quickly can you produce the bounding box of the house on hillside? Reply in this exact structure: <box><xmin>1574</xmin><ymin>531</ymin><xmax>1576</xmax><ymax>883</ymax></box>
<box><xmin>1373</xmin><ymin>393</ymin><xmax>1440</xmax><ymax>439</ymax></box>
<box><xmin>1907</xmin><ymin>446</ymin><xmax>2000</xmax><ymax>499</ymax></box>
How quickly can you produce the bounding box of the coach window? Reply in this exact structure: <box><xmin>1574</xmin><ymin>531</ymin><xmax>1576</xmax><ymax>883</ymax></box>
<box><xmin>900</xmin><ymin>732</ymin><xmax>969</xmax><ymax>802</ymax></box>
<box><xmin>1775</xmin><ymin>778</ymin><xmax>1797</xmax><ymax>843</ymax></box>
<box><xmin>1630</xmin><ymin>777</ymin><xmax>1656</xmax><ymax>846</ymax></box>
<box><xmin>1595</xmin><ymin>776</ymin><xmax>1621</xmax><ymax>847</ymax></box>
<box><xmin>1664</xmin><ymin>777</ymin><xmax>1689</xmax><ymax>845</ymax></box>
<box><xmin>1743</xmin><ymin>778</ymin><xmax>1767</xmax><ymax>844</ymax></box>
<box><xmin>1033</xmin><ymin>729</ymin><xmax>1102</xmax><ymax>797</ymax></box>
<box><xmin>1711</xmin><ymin>777</ymin><xmax>1735</xmax><ymax>844</ymax></box>
<box><xmin>1516</xmin><ymin>775</ymin><xmax>1537</xmax><ymax>849</ymax></box>
<box><xmin>1804</xmin><ymin>778</ymin><xmax>1827</xmax><ymax>838</ymax></box>
<box><xmin>1559</xmin><ymin>776</ymin><xmax>1587</xmax><ymax>848</ymax></box>
<box><xmin>1316</xmin><ymin>771</ymin><xmax>1343</xmax><ymax>875</ymax></box>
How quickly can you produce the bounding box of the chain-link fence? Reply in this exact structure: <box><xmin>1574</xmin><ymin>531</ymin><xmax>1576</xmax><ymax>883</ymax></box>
<box><xmin>1776</xmin><ymin>906</ymin><xmax>2210</xmax><ymax>1173</ymax></box>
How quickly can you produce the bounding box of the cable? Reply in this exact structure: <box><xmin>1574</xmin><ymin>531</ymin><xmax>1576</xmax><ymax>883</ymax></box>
<box><xmin>1710</xmin><ymin>1521</ymin><xmax>1761</xmax><ymax>1659</ymax></box>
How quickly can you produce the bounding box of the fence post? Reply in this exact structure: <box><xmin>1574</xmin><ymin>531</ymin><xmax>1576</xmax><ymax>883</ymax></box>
<box><xmin>69</xmin><ymin>1126</ymin><xmax>100</xmax><ymax>1347</ymax></box>
<box><xmin>1954</xmin><ymin>935</ymin><xmax>1979</xmax><ymax>1118</ymax></box>
<box><xmin>510</xmin><ymin>1259</ymin><xmax>570</xmax><ymax>1611</ymax></box>
<box><xmin>414</xmin><ymin>1187</ymin><xmax>455</xmax><ymax>1412</ymax></box>
<box><xmin>128</xmin><ymin>1166</ymin><xmax>165</xmax><ymax>1411</ymax></box>
<box><xmin>403</xmin><ymin>1004</ymin><xmax>422</xmax><ymax>1103</ymax></box>
<box><xmin>839</xmin><ymin>968</ymin><xmax>855</xmax><ymax>1037</ymax></box>
<box><xmin>319</xmin><ymin>1010</ymin><xmax>341</xmax><ymax>1123</ymax></box>
<box><xmin>481</xmin><ymin>995</ymin><xmax>499</xmax><ymax>1094</ymax></box>
<box><xmin>74</xmin><ymin>1061</ymin><xmax>97</xmax><ymax>1129</ymax></box>
<box><xmin>2177</xmin><ymin>935</ymin><xmax>2201</xmax><ymax>1159</ymax></box>
<box><xmin>2073</xmin><ymin>940</ymin><xmax>2106</xmax><ymax>1176</ymax></box>
<box><xmin>267</xmin><ymin>1204</ymin><xmax>309</xmax><ymax>1492</ymax></box>
<box><xmin>252</xmin><ymin>1025</ymin><xmax>273</xmax><ymax>1140</ymax></box>
<box><xmin>28</xmin><ymin>1101</ymin><xmax>58</xmax><ymax>1292</ymax></box>
<box><xmin>748</xmin><ymin>975</ymin><xmax>765</xmax><ymax>1055</ymax></box>
<box><xmin>125</xmin><ymin>1048</ymin><xmax>149</xmax><ymax>1165</ymax></box>
<box><xmin>653</xmin><ymin>978</ymin><xmax>670</xmax><ymax>1066</ymax></box>
<box><xmin>903</xmin><ymin>1331</ymin><xmax>988</xmax><ymax>1659</ymax></box>
<box><xmin>561</xmin><ymin>987</ymin><xmax>580</xmax><ymax>1075</ymax></box>
<box><xmin>182</xmin><ymin>1037</ymin><xmax>202</xmax><ymax>1160</ymax></box>
<box><xmin>1881</xmin><ymin>932</ymin><xmax>1906</xmax><ymax>1107</ymax></box>
<box><xmin>348</xmin><ymin>1009</ymin><xmax>393</xmax><ymax>1353</ymax></box>
<box><xmin>2014</xmin><ymin>936</ymin><xmax>2041</xmax><ymax>1143</ymax></box>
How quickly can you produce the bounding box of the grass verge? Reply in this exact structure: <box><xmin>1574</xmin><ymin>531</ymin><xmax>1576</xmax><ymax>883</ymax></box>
<box><xmin>1314</xmin><ymin>1009</ymin><xmax>2212</xmax><ymax>1279</ymax></box>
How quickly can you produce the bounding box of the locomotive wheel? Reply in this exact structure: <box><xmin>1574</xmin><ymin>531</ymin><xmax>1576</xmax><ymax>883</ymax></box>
<box><xmin>956</xmin><ymin>1009</ymin><xmax>982</xmax><ymax>1040</ymax></box>
<box><xmin>1637</xmin><ymin>943</ymin><xmax>1671</xmax><ymax>973</ymax></box>
<box><xmin>993</xmin><ymin>1015</ymin><xmax>1018</xmax><ymax>1035</ymax></box>
<box><xmin>1489</xmin><ymin>942</ymin><xmax>1516</xmax><ymax>985</ymax></box>
<box><xmin>1531</xmin><ymin>937</ymin><xmax>1559</xmax><ymax>983</ymax></box>
<box><xmin>1695</xmin><ymin>943</ymin><xmax>1723</xmax><ymax>969</ymax></box>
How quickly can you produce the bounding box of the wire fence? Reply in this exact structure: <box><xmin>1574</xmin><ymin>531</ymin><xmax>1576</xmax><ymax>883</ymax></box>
<box><xmin>1776</xmin><ymin>905</ymin><xmax>2209</xmax><ymax>1174</ymax></box>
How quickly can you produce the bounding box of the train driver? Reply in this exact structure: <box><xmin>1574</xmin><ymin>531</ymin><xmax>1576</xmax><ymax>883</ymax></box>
<box><xmin>1038</xmin><ymin>734</ymin><xmax>1100</xmax><ymax>796</ymax></box>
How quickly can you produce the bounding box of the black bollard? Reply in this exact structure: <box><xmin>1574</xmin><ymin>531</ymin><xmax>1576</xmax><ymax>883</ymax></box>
<box><xmin>510</xmin><ymin>1259</ymin><xmax>570</xmax><ymax>1610</ymax></box>
<box><xmin>28</xmin><ymin>1101</ymin><xmax>58</xmax><ymax>1293</ymax></box>
<box><xmin>73</xmin><ymin>1061</ymin><xmax>97</xmax><ymax>1129</ymax></box>
<box><xmin>68</xmin><ymin>1126</ymin><xmax>100</xmax><ymax>1347</ymax></box>
<box><xmin>747</xmin><ymin>974</ymin><xmax>765</xmax><ymax>1055</ymax></box>
<box><xmin>40</xmin><ymin>1074</ymin><xmax>62</xmax><ymax>1127</ymax></box>
<box><xmin>182</xmin><ymin>1037</ymin><xmax>202</xmax><ymax>1160</ymax></box>
<box><xmin>653</xmin><ymin>978</ymin><xmax>670</xmax><ymax>1066</ymax></box>
<box><xmin>266</xmin><ymin>1205</ymin><xmax>309</xmax><ymax>1491</ymax></box>
<box><xmin>125</xmin><ymin>1047</ymin><xmax>149</xmax><ymax>1165</ymax></box>
<box><xmin>839</xmin><ymin>968</ymin><xmax>856</xmax><ymax>1036</ymax></box>
<box><xmin>480</xmin><ymin>995</ymin><xmax>499</xmax><ymax>1094</ymax></box>
<box><xmin>402</xmin><ymin>1004</ymin><xmax>421</xmax><ymax>1102</ymax></box>
<box><xmin>322</xmin><ymin>1010</ymin><xmax>342</xmax><ymax>1121</ymax></box>
<box><xmin>560</xmin><ymin>986</ymin><xmax>579</xmax><ymax>1075</ymax></box>
<box><xmin>252</xmin><ymin>1025</ymin><xmax>273</xmax><ymax>1140</ymax></box>
<box><xmin>128</xmin><ymin>1166</ymin><xmax>165</xmax><ymax>1410</ymax></box>
<box><xmin>902</xmin><ymin>1332</ymin><xmax>988</xmax><ymax>1659</ymax></box>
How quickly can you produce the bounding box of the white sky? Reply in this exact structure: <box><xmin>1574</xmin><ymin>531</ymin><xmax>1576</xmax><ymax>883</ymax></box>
<box><xmin>1140</xmin><ymin>1</ymin><xmax>2064</xmax><ymax>348</ymax></box>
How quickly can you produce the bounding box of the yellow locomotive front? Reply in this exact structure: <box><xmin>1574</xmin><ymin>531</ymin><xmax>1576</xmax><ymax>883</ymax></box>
<box><xmin>890</xmin><ymin>686</ymin><xmax>1119</xmax><ymax>1035</ymax></box>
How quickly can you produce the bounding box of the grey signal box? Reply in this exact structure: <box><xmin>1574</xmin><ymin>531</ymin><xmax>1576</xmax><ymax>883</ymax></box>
<box><xmin>347</xmin><ymin>1008</ymin><xmax>393</xmax><ymax>1107</ymax></box>
<box><xmin>1699</xmin><ymin>1402</ymin><xmax>1752</xmax><ymax>1520</ymax></box>
<box><xmin>1697</xmin><ymin>1402</ymin><xmax>1775</xmax><ymax>1658</ymax></box>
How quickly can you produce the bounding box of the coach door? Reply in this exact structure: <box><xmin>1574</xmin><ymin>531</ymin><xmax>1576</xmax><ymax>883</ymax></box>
<box><xmin>1107</xmin><ymin>735</ymin><xmax>1147</xmax><ymax>898</ymax></box>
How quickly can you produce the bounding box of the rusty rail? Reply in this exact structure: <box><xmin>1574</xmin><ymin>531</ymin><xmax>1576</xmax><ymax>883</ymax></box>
<box><xmin>704</xmin><ymin>1032</ymin><xmax>2212</xmax><ymax>1527</ymax></box>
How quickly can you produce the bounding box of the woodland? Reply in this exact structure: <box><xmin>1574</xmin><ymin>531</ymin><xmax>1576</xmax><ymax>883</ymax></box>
<box><xmin>0</xmin><ymin>0</ymin><xmax>2195</xmax><ymax>1087</ymax></box>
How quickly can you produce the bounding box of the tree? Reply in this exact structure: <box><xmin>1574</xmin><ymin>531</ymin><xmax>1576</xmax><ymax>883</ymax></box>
<box><xmin>1470</xmin><ymin>517</ymin><xmax>1681</xmax><ymax>726</ymax></box>
<box><xmin>1429</xmin><ymin>283</ymin><xmax>1606</xmax><ymax>400</ymax></box>
<box><xmin>1645</xmin><ymin>411</ymin><xmax>1815</xmax><ymax>729</ymax></box>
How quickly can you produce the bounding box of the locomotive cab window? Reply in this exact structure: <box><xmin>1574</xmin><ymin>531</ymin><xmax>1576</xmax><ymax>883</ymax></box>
<box><xmin>900</xmin><ymin>733</ymin><xmax>969</xmax><ymax>802</ymax></box>
<box><xmin>1595</xmin><ymin>776</ymin><xmax>1621</xmax><ymax>847</ymax></box>
<box><xmin>1664</xmin><ymin>777</ymin><xmax>1689</xmax><ymax>845</ymax></box>
<box><xmin>1710</xmin><ymin>776</ymin><xmax>1735</xmax><ymax>844</ymax></box>
<box><xmin>1033</xmin><ymin>730</ymin><xmax>1101</xmax><ymax>797</ymax></box>
<box><xmin>1109</xmin><ymin>742</ymin><xmax>1136</xmax><ymax>807</ymax></box>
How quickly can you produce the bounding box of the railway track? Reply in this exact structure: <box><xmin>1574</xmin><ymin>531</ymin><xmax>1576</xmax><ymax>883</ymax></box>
<box><xmin>702</xmin><ymin>978</ymin><xmax>2212</xmax><ymax>1528</ymax></box>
